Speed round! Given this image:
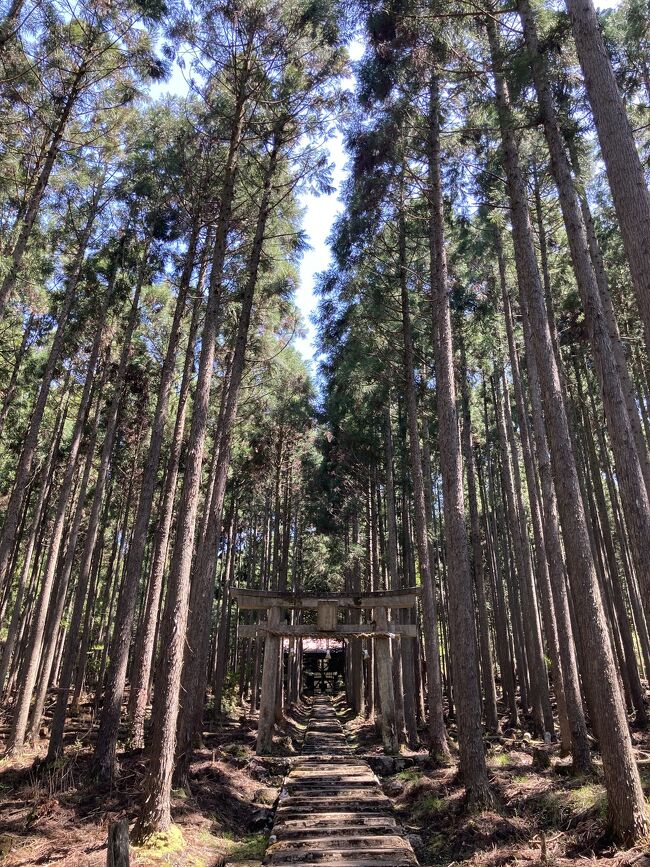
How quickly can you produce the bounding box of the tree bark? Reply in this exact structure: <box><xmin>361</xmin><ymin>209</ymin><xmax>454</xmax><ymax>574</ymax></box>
<box><xmin>132</xmin><ymin>55</ymin><xmax>253</xmax><ymax>835</ymax></box>
<box><xmin>6</xmin><ymin>264</ymin><xmax>130</xmax><ymax>755</ymax></box>
<box><xmin>427</xmin><ymin>72</ymin><xmax>490</xmax><ymax>802</ymax></box>
<box><xmin>563</xmin><ymin>0</ymin><xmax>650</xmax><ymax>352</ymax></box>
<box><xmin>486</xmin><ymin>13</ymin><xmax>647</xmax><ymax>841</ymax></box>
<box><xmin>459</xmin><ymin>342</ymin><xmax>500</xmax><ymax>734</ymax></box>
<box><xmin>518</xmin><ymin>0</ymin><xmax>650</xmax><ymax>633</ymax></box>
<box><xmin>127</xmin><ymin>292</ymin><xmax>201</xmax><ymax>749</ymax></box>
<box><xmin>94</xmin><ymin>223</ymin><xmax>199</xmax><ymax>777</ymax></box>
<box><xmin>398</xmin><ymin>198</ymin><xmax>449</xmax><ymax>760</ymax></box>
<box><xmin>174</xmin><ymin>130</ymin><xmax>284</xmax><ymax>785</ymax></box>
<box><xmin>0</xmin><ymin>211</ymin><xmax>102</xmax><ymax>593</ymax></box>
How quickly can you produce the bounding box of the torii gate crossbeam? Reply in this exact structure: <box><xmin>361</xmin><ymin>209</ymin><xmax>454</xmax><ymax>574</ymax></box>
<box><xmin>231</xmin><ymin>587</ymin><xmax>420</xmax><ymax>756</ymax></box>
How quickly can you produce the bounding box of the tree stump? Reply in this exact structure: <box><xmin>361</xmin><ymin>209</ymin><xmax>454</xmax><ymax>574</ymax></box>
<box><xmin>107</xmin><ymin>819</ymin><xmax>130</xmax><ymax>867</ymax></box>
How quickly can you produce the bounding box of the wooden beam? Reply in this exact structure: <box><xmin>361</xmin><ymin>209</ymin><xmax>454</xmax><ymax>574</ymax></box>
<box><xmin>231</xmin><ymin>588</ymin><xmax>420</xmax><ymax>611</ymax></box>
<box><xmin>106</xmin><ymin>820</ymin><xmax>130</xmax><ymax>866</ymax></box>
<box><xmin>317</xmin><ymin>600</ymin><xmax>338</xmax><ymax>631</ymax></box>
<box><xmin>238</xmin><ymin>623</ymin><xmax>418</xmax><ymax>639</ymax></box>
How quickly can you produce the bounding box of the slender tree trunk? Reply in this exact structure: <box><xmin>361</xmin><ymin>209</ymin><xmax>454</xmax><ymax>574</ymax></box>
<box><xmin>478</xmin><ymin>450</ymin><xmax>518</xmax><ymax>724</ymax></box>
<box><xmin>398</xmin><ymin>199</ymin><xmax>449</xmax><ymax>760</ymax></box>
<box><xmin>383</xmin><ymin>404</ymin><xmax>415</xmax><ymax>745</ymax></box>
<box><xmin>459</xmin><ymin>343</ymin><xmax>500</xmax><ymax>734</ymax></box>
<box><xmin>174</xmin><ymin>131</ymin><xmax>284</xmax><ymax>785</ymax></box>
<box><xmin>575</xmin><ymin>355</ymin><xmax>648</xmax><ymax>721</ymax></box>
<box><xmin>40</xmin><ymin>274</ymin><xmax>141</xmax><ymax>759</ymax></box>
<box><xmin>493</xmin><ymin>377</ymin><xmax>540</xmax><ymax>724</ymax></box>
<box><xmin>518</xmin><ymin>0</ymin><xmax>650</xmax><ymax>628</ymax></box>
<box><xmin>0</xmin><ymin>395</ymin><xmax>67</xmax><ymax>696</ymax></box>
<box><xmin>0</xmin><ymin>313</ymin><xmax>35</xmax><ymax>439</ymax></box>
<box><xmin>0</xmin><ymin>0</ymin><xmax>28</xmax><ymax>48</ymax></box>
<box><xmin>132</xmin><ymin>62</ymin><xmax>255</xmax><ymax>836</ymax></box>
<box><xmin>0</xmin><ymin>59</ymin><xmax>92</xmax><ymax>319</ymax></box>
<box><xmin>127</xmin><ymin>294</ymin><xmax>201</xmax><ymax>749</ymax></box>
<box><xmin>5</xmin><ymin>270</ymin><xmax>128</xmax><ymax>755</ymax></box>
<box><xmin>563</xmin><ymin>0</ymin><xmax>650</xmax><ymax>352</ymax></box>
<box><xmin>500</xmin><ymin>268</ymin><xmax>591</xmax><ymax>768</ymax></box>
<box><xmin>28</xmin><ymin>401</ymin><xmax>106</xmax><ymax>744</ymax></box>
<box><xmin>0</xmin><ymin>214</ymin><xmax>101</xmax><ymax>593</ymax></box>
<box><xmin>487</xmin><ymin>14</ymin><xmax>647</xmax><ymax>841</ymax></box>
<box><xmin>10</xmin><ymin>306</ymin><xmax>133</xmax><ymax>755</ymax></box>
<box><xmin>94</xmin><ymin>225</ymin><xmax>199</xmax><ymax>777</ymax></box>
<box><xmin>427</xmin><ymin>72</ymin><xmax>490</xmax><ymax>802</ymax></box>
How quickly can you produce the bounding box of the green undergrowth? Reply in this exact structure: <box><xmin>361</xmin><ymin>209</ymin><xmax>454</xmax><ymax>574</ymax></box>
<box><xmin>489</xmin><ymin>752</ymin><xmax>511</xmax><ymax>767</ymax></box>
<box><xmin>207</xmin><ymin>830</ymin><xmax>267</xmax><ymax>861</ymax></box>
<box><xmin>535</xmin><ymin>781</ymin><xmax>607</xmax><ymax>825</ymax></box>
<box><xmin>396</xmin><ymin>767</ymin><xmax>421</xmax><ymax>783</ymax></box>
<box><xmin>424</xmin><ymin>831</ymin><xmax>447</xmax><ymax>864</ymax></box>
<box><xmin>221</xmin><ymin>742</ymin><xmax>249</xmax><ymax>759</ymax></box>
<box><xmin>413</xmin><ymin>793</ymin><xmax>446</xmax><ymax>820</ymax></box>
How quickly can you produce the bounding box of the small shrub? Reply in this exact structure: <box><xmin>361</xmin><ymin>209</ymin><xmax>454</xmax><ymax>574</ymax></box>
<box><xmin>221</xmin><ymin>742</ymin><xmax>248</xmax><ymax>759</ymax></box>
<box><xmin>489</xmin><ymin>752</ymin><xmax>510</xmax><ymax>767</ymax></box>
<box><xmin>414</xmin><ymin>794</ymin><xmax>446</xmax><ymax>819</ymax></box>
<box><xmin>228</xmin><ymin>832</ymin><xmax>268</xmax><ymax>860</ymax></box>
<box><xmin>396</xmin><ymin>768</ymin><xmax>421</xmax><ymax>783</ymax></box>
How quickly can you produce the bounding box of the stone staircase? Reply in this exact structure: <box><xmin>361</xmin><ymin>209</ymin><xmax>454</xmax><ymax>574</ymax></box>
<box><xmin>263</xmin><ymin>696</ymin><xmax>419</xmax><ymax>866</ymax></box>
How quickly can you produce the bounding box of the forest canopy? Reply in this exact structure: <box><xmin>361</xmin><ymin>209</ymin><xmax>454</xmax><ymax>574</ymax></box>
<box><xmin>1</xmin><ymin>0</ymin><xmax>650</xmax><ymax>862</ymax></box>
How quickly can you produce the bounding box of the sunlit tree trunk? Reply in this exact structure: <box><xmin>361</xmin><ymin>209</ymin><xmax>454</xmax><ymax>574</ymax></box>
<box><xmin>487</xmin><ymin>14</ymin><xmax>648</xmax><ymax>841</ymax></box>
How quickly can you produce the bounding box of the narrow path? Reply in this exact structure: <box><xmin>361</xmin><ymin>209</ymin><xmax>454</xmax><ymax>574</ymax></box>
<box><xmin>263</xmin><ymin>696</ymin><xmax>419</xmax><ymax>866</ymax></box>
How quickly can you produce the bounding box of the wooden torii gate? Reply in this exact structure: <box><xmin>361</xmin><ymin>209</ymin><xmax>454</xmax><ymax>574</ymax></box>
<box><xmin>231</xmin><ymin>587</ymin><xmax>420</xmax><ymax>756</ymax></box>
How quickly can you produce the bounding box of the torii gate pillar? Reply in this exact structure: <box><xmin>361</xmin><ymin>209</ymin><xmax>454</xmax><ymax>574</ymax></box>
<box><xmin>232</xmin><ymin>587</ymin><xmax>419</xmax><ymax>756</ymax></box>
<box><xmin>374</xmin><ymin>606</ymin><xmax>399</xmax><ymax>754</ymax></box>
<box><xmin>257</xmin><ymin>605</ymin><xmax>281</xmax><ymax>755</ymax></box>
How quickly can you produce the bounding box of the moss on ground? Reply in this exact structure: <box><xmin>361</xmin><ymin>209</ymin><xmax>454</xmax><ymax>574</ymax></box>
<box><xmin>132</xmin><ymin>824</ymin><xmax>185</xmax><ymax>860</ymax></box>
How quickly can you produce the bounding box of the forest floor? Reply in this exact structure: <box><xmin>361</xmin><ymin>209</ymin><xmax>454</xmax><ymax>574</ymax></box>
<box><xmin>0</xmin><ymin>700</ymin><xmax>308</xmax><ymax>867</ymax></box>
<box><xmin>342</xmin><ymin>710</ymin><xmax>650</xmax><ymax>867</ymax></box>
<box><xmin>1</xmin><ymin>698</ymin><xmax>650</xmax><ymax>866</ymax></box>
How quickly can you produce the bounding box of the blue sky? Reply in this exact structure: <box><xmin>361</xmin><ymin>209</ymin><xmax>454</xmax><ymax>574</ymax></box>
<box><xmin>152</xmin><ymin>5</ymin><xmax>618</xmax><ymax>369</ymax></box>
<box><xmin>150</xmin><ymin>39</ymin><xmax>364</xmax><ymax>369</ymax></box>
<box><xmin>294</xmin><ymin>39</ymin><xmax>365</xmax><ymax>364</ymax></box>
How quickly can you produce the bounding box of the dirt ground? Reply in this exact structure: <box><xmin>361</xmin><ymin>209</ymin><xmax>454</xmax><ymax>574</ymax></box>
<box><xmin>0</xmin><ymin>702</ymin><xmax>308</xmax><ymax>867</ymax></box>
<box><xmin>343</xmin><ymin>710</ymin><xmax>650</xmax><ymax>867</ymax></box>
<box><xmin>2</xmin><ymin>698</ymin><xmax>650</xmax><ymax>867</ymax></box>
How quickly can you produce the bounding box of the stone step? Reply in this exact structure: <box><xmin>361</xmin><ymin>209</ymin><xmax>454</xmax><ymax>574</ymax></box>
<box><xmin>274</xmin><ymin>818</ymin><xmax>397</xmax><ymax>836</ymax></box>
<box><xmin>273</xmin><ymin>816</ymin><xmax>396</xmax><ymax>840</ymax></box>
<box><xmin>269</xmin><ymin>835</ymin><xmax>413</xmax><ymax>852</ymax></box>
<box><xmin>266</xmin><ymin>852</ymin><xmax>418</xmax><ymax>866</ymax></box>
<box><xmin>263</xmin><ymin>696</ymin><xmax>420</xmax><ymax>867</ymax></box>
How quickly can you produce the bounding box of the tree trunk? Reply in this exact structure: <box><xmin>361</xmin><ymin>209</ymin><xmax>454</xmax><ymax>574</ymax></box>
<box><xmin>7</xmin><ymin>267</ymin><xmax>131</xmax><ymax>755</ymax></box>
<box><xmin>0</xmin><ymin>59</ymin><xmax>93</xmax><ymax>319</ymax></box>
<box><xmin>383</xmin><ymin>404</ymin><xmax>414</xmax><ymax>745</ymax></box>
<box><xmin>563</xmin><ymin>0</ymin><xmax>650</xmax><ymax>352</ymax></box>
<box><xmin>518</xmin><ymin>0</ymin><xmax>650</xmax><ymax>633</ymax></box>
<box><xmin>486</xmin><ymin>14</ymin><xmax>648</xmax><ymax>841</ymax></box>
<box><xmin>0</xmin><ymin>397</ymin><xmax>65</xmax><ymax>696</ymax></box>
<box><xmin>0</xmin><ymin>212</ymin><xmax>102</xmax><ymax>593</ymax></box>
<box><xmin>94</xmin><ymin>223</ymin><xmax>199</xmax><ymax>778</ymax></box>
<box><xmin>427</xmin><ymin>72</ymin><xmax>490</xmax><ymax>802</ymax></box>
<box><xmin>459</xmin><ymin>342</ymin><xmax>500</xmax><ymax>734</ymax></box>
<box><xmin>398</xmin><ymin>198</ymin><xmax>449</xmax><ymax>761</ymax></box>
<box><xmin>132</xmin><ymin>61</ymin><xmax>254</xmax><ymax>836</ymax></box>
<box><xmin>43</xmin><ymin>274</ymin><xmax>142</xmax><ymax>759</ymax></box>
<box><xmin>0</xmin><ymin>313</ymin><xmax>36</xmax><ymax>439</ymax></box>
<box><xmin>173</xmin><ymin>130</ymin><xmax>284</xmax><ymax>786</ymax></box>
<box><xmin>127</xmin><ymin>293</ymin><xmax>201</xmax><ymax>750</ymax></box>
